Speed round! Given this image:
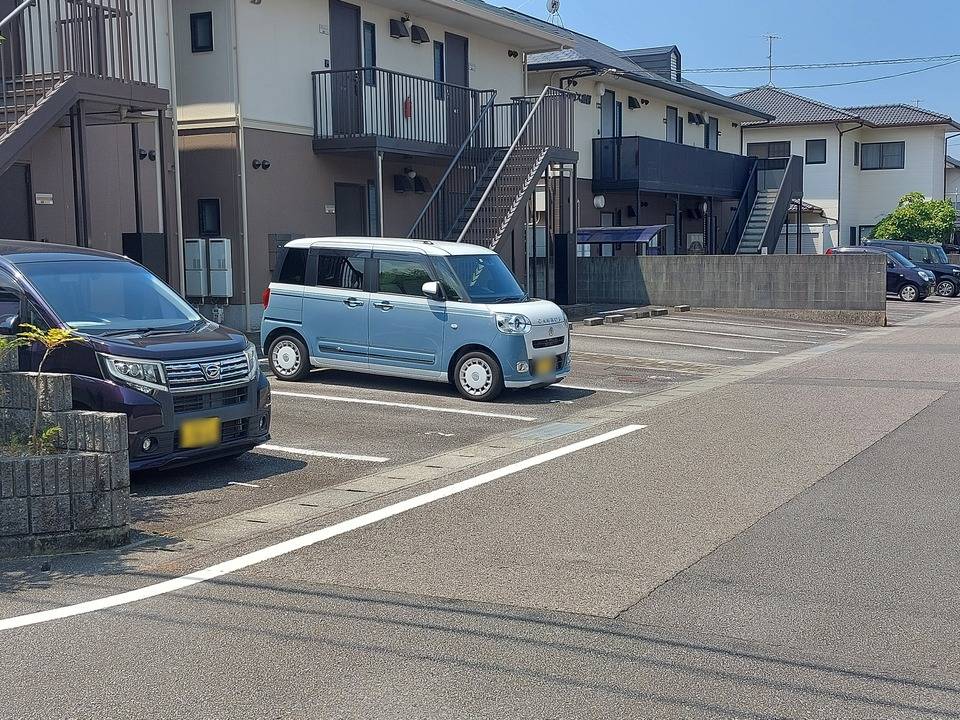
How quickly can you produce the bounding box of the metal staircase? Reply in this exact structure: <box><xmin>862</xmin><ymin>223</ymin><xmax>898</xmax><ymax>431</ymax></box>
<box><xmin>722</xmin><ymin>156</ymin><xmax>804</xmax><ymax>255</ymax></box>
<box><xmin>408</xmin><ymin>87</ymin><xmax>574</xmax><ymax>250</ymax></box>
<box><xmin>736</xmin><ymin>188</ymin><xmax>779</xmax><ymax>254</ymax></box>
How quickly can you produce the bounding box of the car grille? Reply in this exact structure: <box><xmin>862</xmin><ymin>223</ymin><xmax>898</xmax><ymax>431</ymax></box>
<box><xmin>532</xmin><ymin>335</ymin><xmax>565</xmax><ymax>349</ymax></box>
<box><xmin>164</xmin><ymin>352</ymin><xmax>250</xmax><ymax>392</ymax></box>
<box><xmin>173</xmin><ymin>386</ymin><xmax>249</xmax><ymax>414</ymax></box>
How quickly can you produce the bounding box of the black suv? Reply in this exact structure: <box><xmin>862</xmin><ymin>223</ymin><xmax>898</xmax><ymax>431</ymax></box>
<box><xmin>826</xmin><ymin>246</ymin><xmax>936</xmax><ymax>302</ymax></box>
<box><xmin>865</xmin><ymin>240</ymin><xmax>960</xmax><ymax>297</ymax></box>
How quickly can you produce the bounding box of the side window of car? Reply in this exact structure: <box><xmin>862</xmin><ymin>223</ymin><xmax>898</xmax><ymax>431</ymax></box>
<box><xmin>275</xmin><ymin>247</ymin><xmax>308</xmax><ymax>285</ymax></box>
<box><xmin>0</xmin><ymin>275</ymin><xmax>21</xmax><ymax>334</ymax></box>
<box><xmin>907</xmin><ymin>246</ymin><xmax>927</xmax><ymax>263</ymax></box>
<box><xmin>316</xmin><ymin>253</ymin><xmax>366</xmax><ymax>290</ymax></box>
<box><xmin>377</xmin><ymin>257</ymin><xmax>433</xmax><ymax>296</ymax></box>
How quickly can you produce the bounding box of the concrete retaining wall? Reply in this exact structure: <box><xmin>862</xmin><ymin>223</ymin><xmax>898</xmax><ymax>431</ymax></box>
<box><xmin>577</xmin><ymin>255</ymin><xmax>887</xmax><ymax>325</ymax></box>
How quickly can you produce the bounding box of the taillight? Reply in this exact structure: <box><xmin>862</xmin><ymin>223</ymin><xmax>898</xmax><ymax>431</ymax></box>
<box><xmin>825</xmin><ymin>248</ymin><xmax>835</xmax><ymax>255</ymax></box>
<box><xmin>262</xmin><ymin>287</ymin><xmax>271</xmax><ymax>308</ymax></box>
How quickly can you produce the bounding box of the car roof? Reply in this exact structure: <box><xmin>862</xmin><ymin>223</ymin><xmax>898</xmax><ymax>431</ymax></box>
<box><xmin>866</xmin><ymin>239</ymin><xmax>941</xmax><ymax>248</ymax></box>
<box><xmin>0</xmin><ymin>239</ymin><xmax>125</xmax><ymax>264</ymax></box>
<box><xmin>285</xmin><ymin>237</ymin><xmax>497</xmax><ymax>257</ymax></box>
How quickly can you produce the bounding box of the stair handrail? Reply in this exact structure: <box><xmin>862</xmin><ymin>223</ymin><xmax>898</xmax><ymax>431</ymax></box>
<box><xmin>455</xmin><ymin>86</ymin><xmax>568</xmax><ymax>243</ymax></box>
<box><xmin>758</xmin><ymin>155</ymin><xmax>803</xmax><ymax>253</ymax></box>
<box><xmin>722</xmin><ymin>158</ymin><xmax>758</xmax><ymax>254</ymax></box>
<box><xmin>0</xmin><ymin>0</ymin><xmax>34</xmax><ymax>31</ymax></box>
<box><xmin>407</xmin><ymin>90</ymin><xmax>498</xmax><ymax>239</ymax></box>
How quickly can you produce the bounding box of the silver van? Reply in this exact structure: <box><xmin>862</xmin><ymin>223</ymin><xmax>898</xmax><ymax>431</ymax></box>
<box><xmin>260</xmin><ymin>237</ymin><xmax>570</xmax><ymax>401</ymax></box>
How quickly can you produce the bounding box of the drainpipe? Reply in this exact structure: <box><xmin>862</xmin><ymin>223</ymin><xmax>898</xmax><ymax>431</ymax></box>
<box><xmin>835</xmin><ymin>122</ymin><xmax>862</xmax><ymax>247</ymax></box>
<box><xmin>232</xmin><ymin>0</ymin><xmax>253</xmax><ymax>332</ymax></box>
<box><xmin>165</xmin><ymin>1</ymin><xmax>186</xmax><ymax>295</ymax></box>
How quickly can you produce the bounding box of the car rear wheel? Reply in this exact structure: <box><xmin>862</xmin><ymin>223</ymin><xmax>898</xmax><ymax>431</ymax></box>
<box><xmin>936</xmin><ymin>279</ymin><xmax>957</xmax><ymax>297</ymax></box>
<box><xmin>899</xmin><ymin>283</ymin><xmax>920</xmax><ymax>302</ymax></box>
<box><xmin>453</xmin><ymin>351</ymin><xmax>504</xmax><ymax>402</ymax></box>
<box><xmin>268</xmin><ymin>335</ymin><xmax>310</xmax><ymax>381</ymax></box>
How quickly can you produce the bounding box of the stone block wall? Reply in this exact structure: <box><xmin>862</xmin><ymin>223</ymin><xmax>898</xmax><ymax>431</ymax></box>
<box><xmin>0</xmin><ymin>354</ymin><xmax>131</xmax><ymax>557</ymax></box>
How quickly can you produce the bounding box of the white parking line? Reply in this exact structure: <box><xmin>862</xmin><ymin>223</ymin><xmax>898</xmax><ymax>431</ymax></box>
<box><xmin>259</xmin><ymin>444</ymin><xmax>389</xmax><ymax>463</ymax></box>
<box><xmin>672</xmin><ymin>316</ymin><xmax>849</xmax><ymax>335</ymax></box>
<box><xmin>572</xmin><ymin>332</ymin><xmax>781</xmax><ymax>355</ymax></box>
<box><xmin>609</xmin><ymin>324</ymin><xmax>817</xmax><ymax>345</ymax></box>
<box><xmin>0</xmin><ymin>424</ymin><xmax>646</xmax><ymax>630</ymax></box>
<box><xmin>271</xmin><ymin>390</ymin><xmax>537</xmax><ymax>422</ymax></box>
<box><xmin>555</xmin><ymin>383</ymin><xmax>637</xmax><ymax>395</ymax></box>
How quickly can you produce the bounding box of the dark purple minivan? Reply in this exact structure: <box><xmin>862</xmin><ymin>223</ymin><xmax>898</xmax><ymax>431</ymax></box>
<box><xmin>0</xmin><ymin>240</ymin><xmax>271</xmax><ymax>471</ymax></box>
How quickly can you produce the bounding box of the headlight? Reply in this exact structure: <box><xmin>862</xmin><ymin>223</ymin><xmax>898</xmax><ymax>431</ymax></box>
<box><xmin>244</xmin><ymin>341</ymin><xmax>259</xmax><ymax>380</ymax></box>
<box><xmin>495</xmin><ymin>313</ymin><xmax>532</xmax><ymax>335</ymax></box>
<box><xmin>951</xmin><ymin>268</ymin><xmax>960</xmax><ymax>274</ymax></box>
<box><xmin>99</xmin><ymin>354</ymin><xmax>166</xmax><ymax>393</ymax></box>
<box><xmin>920</xmin><ymin>270</ymin><xmax>935</xmax><ymax>280</ymax></box>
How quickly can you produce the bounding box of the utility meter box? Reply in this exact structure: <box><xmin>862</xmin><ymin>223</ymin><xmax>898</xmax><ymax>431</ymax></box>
<box><xmin>184</xmin><ymin>238</ymin><xmax>209</xmax><ymax>297</ymax></box>
<box><xmin>207</xmin><ymin>238</ymin><xmax>234</xmax><ymax>298</ymax></box>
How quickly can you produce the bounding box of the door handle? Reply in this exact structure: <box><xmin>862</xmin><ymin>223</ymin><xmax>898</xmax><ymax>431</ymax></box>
<box><xmin>373</xmin><ymin>301</ymin><xmax>393</xmax><ymax>311</ymax></box>
<box><xmin>343</xmin><ymin>297</ymin><xmax>364</xmax><ymax>308</ymax></box>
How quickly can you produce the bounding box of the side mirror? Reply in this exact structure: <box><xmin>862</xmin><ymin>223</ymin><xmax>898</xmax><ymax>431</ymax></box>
<box><xmin>421</xmin><ymin>281</ymin><xmax>443</xmax><ymax>301</ymax></box>
<box><xmin>0</xmin><ymin>314</ymin><xmax>19</xmax><ymax>335</ymax></box>
<box><xmin>886</xmin><ymin>260</ymin><xmax>894</xmax><ymax>268</ymax></box>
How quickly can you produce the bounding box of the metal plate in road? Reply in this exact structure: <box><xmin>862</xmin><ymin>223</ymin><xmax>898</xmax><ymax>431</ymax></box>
<box><xmin>512</xmin><ymin>421</ymin><xmax>593</xmax><ymax>441</ymax></box>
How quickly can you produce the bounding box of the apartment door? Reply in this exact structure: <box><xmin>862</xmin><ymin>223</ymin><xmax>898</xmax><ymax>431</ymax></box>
<box><xmin>599</xmin><ymin>90</ymin><xmax>620</xmax><ymax>178</ymax></box>
<box><xmin>444</xmin><ymin>33</ymin><xmax>470</xmax><ymax>146</ymax></box>
<box><xmin>329</xmin><ymin>0</ymin><xmax>363</xmax><ymax>135</ymax></box>
<box><xmin>335</xmin><ymin>183</ymin><xmax>367</xmax><ymax>236</ymax></box>
<box><xmin>0</xmin><ymin>163</ymin><xmax>34</xmax><ymax>241</ymax></box>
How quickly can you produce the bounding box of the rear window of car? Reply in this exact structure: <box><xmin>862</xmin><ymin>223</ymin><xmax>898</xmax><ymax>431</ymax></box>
<box><xmin>275</xmin><ymin>247</ymin><xmax>308</xmax><ymax>285</ymax></box>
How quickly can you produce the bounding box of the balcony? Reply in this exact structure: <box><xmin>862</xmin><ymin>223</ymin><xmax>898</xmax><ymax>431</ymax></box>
<box><xmin>312</xmin><ymin>67</ymin><xmax>496</xmax><ymax>157</ymax></box>
<box><xmin>592</xmin><ymin>136</ymin><xmax>755</xmax><ymax>199</ymax></box>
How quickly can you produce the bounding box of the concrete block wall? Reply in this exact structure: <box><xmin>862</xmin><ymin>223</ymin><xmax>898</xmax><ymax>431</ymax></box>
<box><xmin>0</xmin><ymin>360</ymin><xmax>130</xmax><ymax>557</ymax></box>
<box><xmin>577</xmin><ymin>255</ymin><xmax>887</xmax><ymax>322</ymax></box>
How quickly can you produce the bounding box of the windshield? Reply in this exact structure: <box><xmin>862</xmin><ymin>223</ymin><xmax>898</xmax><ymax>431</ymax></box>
<box><xmin>885</xmin><ymin>250</ymin><xmax>916</xmax><ymax>268</ymax></box>
<box><xmin>18</xmin><ymin>260</ymin><xmax>202</xmax><ymax>335</ymax></box>
<box><xmin>442</xmin><ymin>254</ymin><xmax>527</xmax><ymax>303</ymax></box>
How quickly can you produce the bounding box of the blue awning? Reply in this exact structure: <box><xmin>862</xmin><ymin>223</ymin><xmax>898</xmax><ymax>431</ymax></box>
<box><xmin>576</xmin><ymin>224</ymin><xmax>669</xmax><ymax>244</ymax></box>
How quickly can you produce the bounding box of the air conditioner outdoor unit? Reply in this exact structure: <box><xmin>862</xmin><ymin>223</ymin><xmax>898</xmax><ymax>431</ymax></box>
<box><xmin>184</xmin><ymin>238</ymin><xmax>209</xmax><ymax>297</ymax></box>
<box><xmin>207</xmin><ymin>237</ymin><xmax>234</xmax><ymax>298</ymax></box>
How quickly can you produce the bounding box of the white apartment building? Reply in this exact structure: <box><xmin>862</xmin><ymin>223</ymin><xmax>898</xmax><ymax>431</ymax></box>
<box><xmin>735</xmin><ymin>86</ymin><xmax>960</xmax><ymax>253</ymax></box>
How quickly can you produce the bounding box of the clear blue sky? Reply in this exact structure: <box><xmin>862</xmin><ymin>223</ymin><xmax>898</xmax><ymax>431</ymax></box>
<box><xmin>499</xmin><ymin>0</ymin><xmax>960</xmax><ymax>153</ymax></box>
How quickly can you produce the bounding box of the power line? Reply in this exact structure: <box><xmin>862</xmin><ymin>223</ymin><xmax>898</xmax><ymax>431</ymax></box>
<box><xmin>687</xmin><ymin>53</ymin><xmax>960</xmax><ymax>73</ymax></box>
<box><xmin>706</xmin><ymin>57</ymin><xmax>960</xmax><ymax>90</ymax></box>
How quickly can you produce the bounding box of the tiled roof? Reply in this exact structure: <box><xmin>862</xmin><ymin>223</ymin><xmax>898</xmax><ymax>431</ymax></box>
<box><xmin>732</xmin><ymin>86</ymin><xmax>960</xmax><ymax>130</ymax></box>
<box><xmin>511</xmin><ymin>12</ymin><xmax>770</xmax><ymax>119</ymax></box>
<box><xmin>731</xmin><ymin>86</ymin><xmax>859</xmax><ymax>125</ymax></box>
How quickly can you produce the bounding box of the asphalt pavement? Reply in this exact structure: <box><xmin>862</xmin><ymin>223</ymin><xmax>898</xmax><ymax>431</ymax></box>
<box><xmin>3</xmin><ymin>301</ymin><xmax>960</xmax><ymax>718</ymax></box>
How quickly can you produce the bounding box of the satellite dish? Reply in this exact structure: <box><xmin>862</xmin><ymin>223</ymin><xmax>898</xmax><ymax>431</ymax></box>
<box><xmin>546</xmin><ymin>0</ymin><xmax>560</xmax><ymax>15</ymax></box>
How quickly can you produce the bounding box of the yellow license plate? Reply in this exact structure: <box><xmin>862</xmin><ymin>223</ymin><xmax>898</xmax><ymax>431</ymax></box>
<box><xmin>533</xmin><ymin>356</ymin><xmax>556</xmax><ymax>375</ymax></box>
<box><xmin>179</xmin><ymin>417</ymin><xmax>222</xmax><ymax>449</ymax></box>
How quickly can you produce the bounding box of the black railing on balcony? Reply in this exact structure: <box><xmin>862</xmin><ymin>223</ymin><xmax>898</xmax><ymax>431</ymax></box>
<box><xmin>312</xmin><ymin>67</ymin><xmax>495</xmax><ymax>153</ymax></box>
<box><xmin>719</xmin><ymin>159</ymin><xmax>758</xmax><ymax>254</ymax></box>
<box><xmin>592</xmin><ymin>136</ymin><xmax>755</xmax><ymax>198</ymax></box>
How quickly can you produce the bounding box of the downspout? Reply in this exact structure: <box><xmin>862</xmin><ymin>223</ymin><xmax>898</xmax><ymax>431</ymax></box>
<box><xmin>165</xmin><ymin>1</ymin><xmax>185</xmax><ymax>295</ymax></box>
<box><xmin>232</xmin><ymin>0</ymin><xmax>253</xmax><ymax>332</ymax></box>
<box><xmin>835</xmin><ymin>122</ymin><xmax>862</xmax><ymax>246</ymax></box>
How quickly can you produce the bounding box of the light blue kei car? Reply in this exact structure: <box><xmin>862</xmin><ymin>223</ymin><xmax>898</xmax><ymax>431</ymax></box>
<box><xmin>260</xmin><ymin>237</ymin><xmax>570</xmax><ymax>401</ymax></box>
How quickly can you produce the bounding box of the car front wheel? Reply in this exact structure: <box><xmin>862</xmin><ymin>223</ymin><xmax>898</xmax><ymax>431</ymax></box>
<box><xmin>268</xmin><ymin>335</ymin><xmax>310</xmax><ymax>381</ymax></box>
<box><xmin>899</xmin><ymin>283</ymin><xmax>920</xmax><ymax>302</ymax></box>
<box><xmin>453</xmin><ymin>351</ymin><xmax>504</xmax><ymax>402</ymax></box>
<box><xmin>936</xmin><ymin>279</ymin><xmax>957</xmax><ymax>297</ymax></box>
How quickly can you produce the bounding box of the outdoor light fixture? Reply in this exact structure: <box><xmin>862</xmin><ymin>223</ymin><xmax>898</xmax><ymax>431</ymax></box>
<box><xmin>593</xmin><ymin>194</ymin><xmax>606</xmax><ymax>209</ymax></box>
<box><xmin>627</xmin><ymin>96</ymin><xmax>641</xmax><ymax>110</ymax></box>
<box><xmin>393</xmin><ymin>174</ymin><xmax>414</xmax><ymax>193</ymax></box>
<box><xmin>252</xmin><ymin>159</ymin><xmax>271</xmax><ymax>170</ymax></box>
<box><xmin>404</xmin><ymin>167</ymin><xmax>417</xmax><ymax>180</ymax></box>
<box><xmin>252</xmin><ymin>159</ymin><xmax>261</xmax><ymax>169</ymax></box>
<box><xmin>137</xmin><ymin>149</ymin><xmax>156</xmax><ymax>161</ymax></box>
<box><xmin>507</xmin><ymin>49</ymin><xmax>519</xmax><ymax>58</ymax></box>
<box><xmin>389</xmin><ymin>18</ymin><xmax>409</xmax><ymax>38</ymax></box>
<box><xmin>410</xmin><ymin>24</ymin><xmax>429</xmax><ymax>44</ymax></box>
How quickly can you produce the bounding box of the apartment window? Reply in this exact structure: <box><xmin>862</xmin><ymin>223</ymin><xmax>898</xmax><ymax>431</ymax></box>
<box><xmin>853</xmin><ymin>141</ymin><xmax>860</xmax><ymax>166</ymax></box>
<box><xmin>666</xmin><ymin>106</ymin><xmax>682</xmax><ymax>143</ymax></box>
<box><xmin>362</xmin><ymin>22</ymin><xmax>376</xmax><ymax>86</ymax></box>
<box><xmin>704</xmin><ymin>116</ymin><xmax>719</xmax><ymax>150</ymax></box>
<box><xmin>366</xmin><ymin>180</ymin><xmax>379</xmax><ymax>237</ymax></box>
<box><xmin>190</xmin><ymin>12</ymin><xmax>213</xmax><ymax>53</ymax></box>
<box><xmin>433</xmin><ymin>41</ymin><xmax>444</xmax><ymax>99</ymax></box>
<box><xmin>197</xmin><ymin>198</ymin><xmax>220</xmax><ymax>237</ymax></box>
<box><xmin>861</xmin><ymin>141</ymin><xmax>904</xmax><ymax>170</ymax></box>
<box><xmin>746</xmin><ymin>141</ymin><xmax>791</xmax><ymax>159</ymax></box>
<box><xmin>805</xmin><ymin>139</ymin><xmax>827</xmax><ymax>164</ymax></box>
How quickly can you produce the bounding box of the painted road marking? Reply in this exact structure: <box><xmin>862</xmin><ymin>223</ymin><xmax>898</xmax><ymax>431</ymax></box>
<box><xmin>0</xmin><ymin>424</ymin><xmax>646</xmax><ymax>631</ymax></box>
<box><xmin>572</xmin><ymin>351</ymin><xmax>727</xmax><ymax>374</ymax></box>
<box><xmin>259</xmin><ymin>444</ymin><xmax>390</xmax><ymax>463</ymax></box>
<box><xmin>572</xmin><ymin>332</ymin><xmax>781</xmax><ymax>355</ymax></box>
<box><xmin>616</xmin><ymin>324</ymin><xmax>817</xmax><ymax>345</ymax></box>
<box><xmin>555</xmin><ymin>383</ymin><xmax>637</xmax><ymax>395</ymax></box>
<box><xmin>272</xmin><ymin>390</ymin><xmax>537</xmax><ymax>422</ymax></box>
<box><xmin>673</xmin><ymin>316</ymin><xmax>849</xmax><ymax>336</ymax></box>
<box><xmin>227</xmin><ymin>481</ymin><xmax>261</xmax><ymax>488</ymax></box>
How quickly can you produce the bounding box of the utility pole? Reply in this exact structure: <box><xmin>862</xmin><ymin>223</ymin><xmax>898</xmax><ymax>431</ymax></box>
<box><xmin>764</xmin><ymin>34</ymin><xmax>781</xmax><ymax>86</ymax></box>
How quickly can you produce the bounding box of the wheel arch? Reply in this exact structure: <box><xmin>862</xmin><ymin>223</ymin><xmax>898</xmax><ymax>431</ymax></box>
<box><xmin>263</xmin><ymin>326</ymin><xmax>309</xmax><ymax>354</ymax></box>
<box><xmin>447</xmin><ymin>343</ymin><xmax>501</xmax><ymax>384</ymax></box>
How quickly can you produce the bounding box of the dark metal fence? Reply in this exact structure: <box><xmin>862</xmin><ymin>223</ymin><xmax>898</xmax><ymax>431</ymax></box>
<box><xmin>1</xmin><ymin>0</ymin><xmax>160</xmax><ymax>138</ymax></box>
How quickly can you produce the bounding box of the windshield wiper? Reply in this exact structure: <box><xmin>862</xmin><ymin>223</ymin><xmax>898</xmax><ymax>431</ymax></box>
<box><xmin>98</xmin><ymin>326</ymin><xmax>185</xmax><ymax>338</ymax></box>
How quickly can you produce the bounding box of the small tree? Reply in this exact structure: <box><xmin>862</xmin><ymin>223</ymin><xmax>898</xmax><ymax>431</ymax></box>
<box><xmin>17</xmin><ymin>324</ymin><xmax>83</xmax><ymax>455</ymax></box>
<box><xmin>872</xmin><ymin>192</ymin><xmax>957</xmax><ymax>244</ymax></box>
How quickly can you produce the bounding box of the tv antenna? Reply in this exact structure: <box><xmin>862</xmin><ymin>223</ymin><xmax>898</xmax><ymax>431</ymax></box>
<box><xmin>764</xmin><ymin>34</ymin><xmax>781</xmax><ymax>85</ymax></box>
<box><xmin>546</xmin><ymin>0</ymin><xmax>562</xmax><ymax>25</ymax></box>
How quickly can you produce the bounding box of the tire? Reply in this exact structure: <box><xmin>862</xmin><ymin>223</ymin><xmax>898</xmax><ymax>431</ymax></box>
<box><xmin>936</xmin><ymin>278</ymin><xmax>957</xmax><ymax>297</ymax></box>
<box><xmin>268</xmin><ymin>334</ymin><xmax>310</xmax><ymax>381</ymax></box>
<box><xmin>453</xmin><ymin>350</ymin><xmax>504</xmax><ymax>402</ymax></box>
<box><xmin>898</xmin><ymin>283</ymin><xmax>920</xmax><ymax>302</ymax></box>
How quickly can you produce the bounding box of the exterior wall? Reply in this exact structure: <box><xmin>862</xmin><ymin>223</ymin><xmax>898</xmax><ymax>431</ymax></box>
<box><xmin>172</xmin><ymin>0</ymin><xmax>237</xmax><ymax>124</ymax></box>
<box><xmin>530</xmin><ymin>70</ymin><xmax>751</xmax><ymax>180</ymax></box>
<box><xmin>743</xmin><ymin>122</ymin><xmax>950</xmax><ymax>250</ymax></box>
<box><xmin>945</xmin><ymin>166</ymin><xmax>960</xmax><ymax>202</ymax></box>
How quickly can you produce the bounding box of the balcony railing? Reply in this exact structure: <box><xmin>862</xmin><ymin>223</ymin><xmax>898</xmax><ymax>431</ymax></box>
<box><xmin>312</xmin><ymin>67</ymin><xmax>495</xmax><ymax>154</ymax></box>
<box><xmin>592</xmin><ymin>136</ymin><xmax>755</xmax><ymax>198</ymax></box>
